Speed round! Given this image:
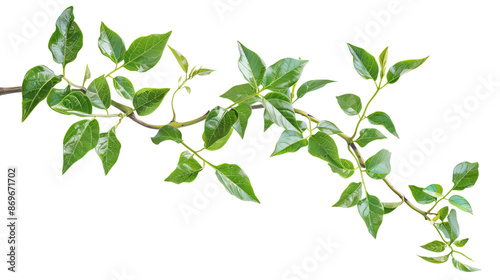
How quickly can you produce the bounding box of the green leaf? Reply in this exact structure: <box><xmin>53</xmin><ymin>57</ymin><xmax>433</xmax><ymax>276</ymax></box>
<box><xmin>165</xmin><ymin>151</ymin><xmax>203</xmax><ymax>184</ymax></box>
<box><xmin>261</xmin><ymin>92</ymin><xmax>301</xmax><ymax>133</ymax></box>
<box><xmin>437</xmin><ymin>206</ymin><xmax>449</xmax><ymax>222</ymax></box>
<box><xmin>367</xmin><ymin>111</ymin><xmax>399</xmax><ymax>138</ymax></box>
<box><xmin>113</xmin><ymin>76</ymin><xmax>135</xmax><ymax>100</ymax></box>
<box><xmin>233</xmin><ymin>103</ymin><xmax>252</xmax><ymax>138</ymax></box>
<box><xmin>62</xmin><ymin>119</ymin><xmax>99</xmax><ymax>174</ymax></box>
<box><xmin>438</xmin><ymin>222</ymin><xmax>458</xmax><ymax>243</ymax></box>
<box><xmin>237</xmin><ymin>42</ymin><xmax>266</xmax><ymax>89</ymax></box>
<box><xmin>263</xmin><ymin>110</ymin><xmax>273</xmax><ymax>131</ymax></box>
<box><xmin>123</xmin><ymin>32</ymin><xmax>171</xmax><ymax>72</ymax></box>
<box><xmin>151</xmin><ymin>125</ymin><xmax>182</xmax><ymax>144</ymax></box>
<box><xmin>386</xmin><ymin>57</ymin><xmax>428</xmax><ymax>84</ymax></box>
<box><xmin>382</xmin><ymin>201</ymin><xmax>403</xmax><ymax>214</ymax></box>
<box><xmin>317</xmin><ymin>120</ymin><xmax>342</xmax><ymax>135</ymax></box>
<box><xmin>336</xmin><ymin>94</ymin><xmax>362</xmax><ymax>116</ymax></box>
<box><xmin>355</xmin><ymin>128</ymin><xmax>386</xmax><ymax>147</ymax></box>
<box><xmin>98</xmin><ymin>22</ymin><xmax>126</xmax><ymax>64</ymax></box>
<box><xmin>357</xmin><ymin>194</ymin><xmax>384</xmax><ymax>238</ymax></box>
<box><xmin>347</xmin><ymin>44</ymin><xmax>378</xmax><ymax>80</ymax></box>
<box><xmin>409</xmin><ymin>185</ymin><xmax>437</xmax><ymax>204</ymax></box>
<box><xmin>133</xmin><ymin>88</ymin><xmax>170</xmax><ymax>116</ymax></box>
<box><xmin>184</xmin><ymin>86</ymin><xmax>191</xmax><ymax>94</ymax></box>
<box><xmin>215</xmin><ymin>163</ymin><xmax>259</xmax><ymax>203</ymax></box>
<box><xmin>87</xmin><ymin>75</ymin><xmax>111</xmax><ymax>110</ymax></box>
<box><xmin>379</xmin><ymin>47</ymin><xmax>388</xmax><ymax>79</ymax></box>
<box><xmin>448</xmin><ymin>209</ymin><xmax>460</xmax><ymax>242</ymax></box>
<box><xmin>365</xmin><ymin>149</ymin><xmax>391</xmax><ymax>179</ymax></box>
<box><xmin>296</xmin><ymin>79</ymin><xmax>335</xmax><ymax>100</ymax></box>
<box><xmin>297</xmin><ymin>120</ymin><xmax>308</xmax><ymax>132</ymax></box>
<box><xmin>418</xmin><ymin>255</ymin><xmax>449</xmax><ymax>264</ymax></box>
<box><xmin>452</xmin><ymin>258</ymin><xmax>480</xmax><ymax>272</ymax></box>
<box><xmin>83</xmin><ymin>64</ymin><xmax>91</xmax><ymax>85</ymax></box>
<box><xmin>49</xmin><ymin>90</ymin><xmax>92</xmax><ymax>116</ymax></box>
<box><xmin>454</xmin><ymin>238</ymin><xmax>469</xmax><ymax>247</ymax></box>
<box><xmin>203</xmin><ymin>128</ymin><xmax>233</xmax><ymax>151</ymax></box>
<box><xmin>262</xmin><ymin>58</ymin><xmax>308</xmax><ymax>90</ymax></box>
<box><xmin>271</xmin><ymin>130</ymin><xmax>308</xmax><ymax>157</ymax></box>
<box><xmin>48</xmin><ymin>6</ymin><xmax>83</xmax><ymax>68</ymax></box>
<box><xmin>421</xmin><ymin>241</ymin><xmax>447</xmax><ymax>253</ymax></box>
<box><xmin>452</xmin><ymin>162</ymin><xmax>479</xmax><ymax>191</ymax></box>
<box><xmin>308</xmin><ymin>132</ymin><xmax>340</xmax><ymax>166</ymax></box>
<box><xmin>168</xmin><ymin>46</ymin><xmax>189</xmax><ymax>73</ymax></box>
<box><xmin>220</xmin><ymin>83</ymin><xmax>260</xmax><ymax>105</ymax></box>
<box><xmin>332</xmin><ymin>182</ymin><xmax>362</xmax><ymax>208</ymax></box>
<box><xmin>449</xmin><ymin>195</ymin><xmax>473</xmax><ymax>214</ymax></box>
<box><xmin>21</xmin><ymin>65</ymin><xmax>62</xmax><ymax>121</ymax></box>
<box><xmin>203</xmin><ymin>106</ymin><xmax>238</xmax><ymax>148</ymax></box>
<box><xmin>191</xmin><ymin>68</ymin><xmax>215</xmax><ymax>77</ymax></box>
<box><xmin>329</xmin><ymin>159</ymin><xmax>355</xmax><ymax>179</ymax></box>
<box><xmin>95</xmin><ymin>127</ymin><xmax>121</xmax><ymax>175</ymax></box>
<box><xmin>422</xmin><ymin>184</ymin><xmax>443</xmax><ymax>198</ymax></box>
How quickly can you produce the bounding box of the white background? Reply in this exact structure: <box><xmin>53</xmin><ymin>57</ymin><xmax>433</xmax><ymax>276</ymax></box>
<box><xmin>1</xmin><ymin>0</ymin><xmax>499</xmax><ymax>279</ymax></box>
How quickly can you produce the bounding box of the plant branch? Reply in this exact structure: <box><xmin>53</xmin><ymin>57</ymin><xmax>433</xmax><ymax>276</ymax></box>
<box><xmin>1</xmin><ymin>86</ymin><xmax>430</xmax><ymax>220</ymax></box>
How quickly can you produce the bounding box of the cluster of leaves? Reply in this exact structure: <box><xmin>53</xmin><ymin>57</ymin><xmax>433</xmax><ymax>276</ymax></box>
<box><xmin>18</xmin><ymin>6</ymin><xmax>479</xmax><ymax>272</ymax></box>
<box><xmin>21</xmin><ymin>6</ymin><xmax>213</xmax><ymax>175</ymax></box>
<box><xmin>414</xmin><ymin>162</ymin><xmax>479</xmax><ymax>271</ymax></box>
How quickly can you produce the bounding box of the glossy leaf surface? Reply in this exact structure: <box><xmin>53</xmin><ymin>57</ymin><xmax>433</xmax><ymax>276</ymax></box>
<box><xmin>452</xmin><ymin>258</ymin><xmax>479</xmax><ymax>272</ymax></box>
<box><xmin>165</xmin><ymin>151</ymin><xmax>203</xmax><ymax>184</ymax></box>
<box><xmin>203</xmin><ymin>106</ymin><xmax>238</xmax><ymax>148</ymax></box>
<box><xmin>329</xmin><ymin>159</ymin><xmax>355</xmax><ymax>178</ymax></box>
<box><xmin>409</xmin><ymin>185</ymin><xmax>437</xmax><ymax>204</ymax></box>
<box><xmin>262</xmin><ymin>58</ymin><xmax>308</xmax><ymax>90</ymax></box>
<box><xmin>367</xmin><ymin>111</ymin><xmax>399</xmax><ymax>138</ymax></box>
<box><xmin>347</xmin><ymin>44</ymin><xmax>378</xmax><ymax>80</ymax></box>
<box><xmin>22</xmin><ymin>65</ymin><xmax>62</xmax><ymax>121</ymax></box>
<box><xmin>98</xmin><ymin>22</ymin><xmax>126</xmax><ymax>64</ymax></box>
<box><xmin>95</xmin><ymin>127</ymin><xmax>121</xmax><ymax>175</ymax></box>
<box><xmin>355</xmin><ymin>128</ymin><xmax>386</xmax><ymax>147</ymax></box>
<box><xmin>418</xmin><ymin>255</ymin><xmax>449</xmax><ymax>264</ymax></box>
<box><xmin>317</xmin><ymin>120</ymin><xmax>342</xmax><ymax>135</ymax></box>
<box><xmin>123</xmin><ymin>32</ymin><xmax>171</xmax><ymax>72</ymax></box>
<box><xmin>87</xmin><ymin>75</ymin><xmax>111</xmax><ymax>109</ymax></box>
<box><xmin>296</xmin><ymin>79</ymin><xmax>335</xmax><ymax>100</ymax></box>
<box><xmin>365</xmin><ymin>149</ymin><xmax>391</xmax><ymax>179</ymax></box>
<box><xmin>421</xmin><ymin>241</ymin><xmax>447</xmax><ymax>253</ymax></box>
<box><xmin>133</xmin><ymin>88</ymin><xmax>169</xmax><ymax>116</ymax></box>
<box><xmin>113</xmin><ymin>76</ymin><xmax>135</xmax><ymax>100</ymax></box>
<box><xmin>233</xmin><ymin>103</ymin><xmax>252</xmax><ymax>138</ymax></box>
<box><xmin>271</xmin><ymin>130</ymin><xmax>308</xmax><ymax>157</ymax></box>
<box><xmin>62</xmin><ymin>119</ymin><xmax>99</xmax><ymax>174</ymax></box>
<box><xmin>261</xmin><ymin>92</ymin><xmax>301</xmax><ymax>133</ymax></box>
<box><xmin>151</xmin><ymin>125</ymin><xmax>182</xmax><ymax>144</ymax></box>
<box><xmin>48</xmin><ymin>6</ymin><xmax>83</xmax><ymax>67</ymax></box>
<box><xmin>169</xmin><ymin>46</ymin><xmax>189</xmax><ymax>73</ymax></box>
<box><xmin>220</xmin><ymin>83</ymin><xmax>260</xmax><ymax>104</ymax></box>
<box><xmin>332</xmin><ymin>182</ymin><xmax>362</xmax><ymax>208</ymax></box>
<box><xmin>449</xmin><ymin>195</ymin><xmax>473</xmax><ymax>214</ymax></box>
<box><xmin>237</xmin><ymin>42</ymin><xmax>266</xmax><ymax>89</ymax></box>
<box><xmin>49</xmin><ymin>90</ymin><xmax>92</xmax><ymax>116</ymax></box>
<box><xmin>452</xmin><ymin>162</ymin><xmax>479</xmax><ymax>190</ymax></box>
<box><xmin>358</xmin><ymin>194</ymin><xmax>384</xmax><ymax>238</ymax></box>
<box><xmin>308</xmin><ymin>132</ymin><xmax>340</xmax><ymax>166</ymax></box>
<box><xmin>336</xmin><ymin>94</ymin><xmax>362</xmax><ymax>116</ymax></box>
<box><xmin>387</xmin><ymin>57</ymin><xmax>428</xmax><ymax>84</ymax></box>
<box><xmin>215</xmin><ymin>163</ymin><xmax>259</xmax><ymax>203</ymax></box>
